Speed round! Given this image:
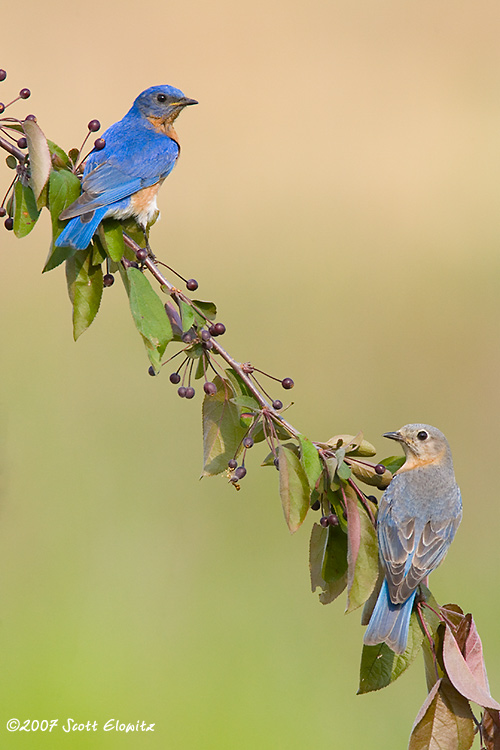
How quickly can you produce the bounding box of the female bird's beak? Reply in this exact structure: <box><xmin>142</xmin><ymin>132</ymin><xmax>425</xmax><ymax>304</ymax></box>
<box><xmin>383</xmin><ymin>431</ymin><xmax>404</xmax><ymax>442</ymax></box>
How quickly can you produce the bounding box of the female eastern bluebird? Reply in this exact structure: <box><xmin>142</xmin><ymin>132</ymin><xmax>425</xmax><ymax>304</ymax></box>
<box><xmin>55</xmin><ymin>85</ymin><xmax>197</xmax><ymax>250</ymax></box>
<box><xmin>363</xmin><ymin>424</ymin><xmax>462</xmax><ymax>654</ymax></box>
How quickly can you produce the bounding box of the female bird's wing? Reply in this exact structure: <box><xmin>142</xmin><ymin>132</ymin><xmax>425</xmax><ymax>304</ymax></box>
<box><xmin>378</xmin><ymin>488</ymin><xmax>462</xmax><ymax>605</ymax></box>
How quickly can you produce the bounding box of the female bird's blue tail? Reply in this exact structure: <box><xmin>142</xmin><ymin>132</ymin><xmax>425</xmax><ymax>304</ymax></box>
<box><xmin>363</xmin><ymin>580</ymin><xmax>416</xmax><ymax>654</ymax></box>
<box><xmin>55</xmin><ymin>207</ymin><xmax>109</xmax><ymax>251</ymax></box>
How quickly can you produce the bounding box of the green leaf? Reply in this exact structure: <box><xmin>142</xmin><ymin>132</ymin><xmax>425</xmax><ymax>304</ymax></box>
<box><xmin>336</xmin><ymin>460</ymin><xmax>352</xmax><ymax>481</ymax></box>
<box><xmin>327</xmin><ymin>488</ymin><xmax>348</xmax><ymax>533</ymax></box>
<box><xmin>230</xmin><ymin>395</ymin><xmax>261</xmax><ymax>412</ymax></box>
<box><xmin>349</xmin><ymin>459</ymin><xmax>393</xmax><ymax>489</ymax></box>
<box><xmin>100</xmin><ymin>219</ymin><xmax>125</xmax><ymax>262</ymax></box>
<box><xmin>179</xmin><ymin>299</ymin><xmax>195</xmax><ymax>333</ymax></box>
<box><xmin>44</xmin><ymin>168</ymin><xmax>82</xmax><ymax>272</ymax></box>
<box><xmin>379</xmin><ymin>455</ymin><xmax>406</xmax><ymax>474</ymax></box>
<box><xmin>65</xmin><ymin>248</ymin><xmax>103</xmax><ymax>340</ymax></box>
<box><xmin>47</xmin><ymin>139</ymin><xmax>70</xmax><ymax>169</ymax></box>
<box><xmin>122</xmin><ymin>220</ymin><xmax>147</xmax><ymax>247</ymax></box>
<box><xmin>125</xmin><ymin>267</ymin><xmax>173</xmax><ymax>370</ymax></box>
<box><xmin>224</xmin><ymin>368</ymin><xmax>254</xmax><ymax>399</ymax></box>
<box><xmin>13</xmin><ymin>180</ymin><xmax>40</xmax><ymax>238</ymax></box>
<box><xmin>194</xmin><ymin>354</ymin><xmax>206</xmax><ymax>380</ymax></box>
<box><xmin>191</xmin><ymin>299</ymin><xmax>217</xmax><ymax>327</ymax></box>
<box><xmin>91</xmin><ymin>237</ymin><xmax>107</xmax><ymax>267</ymax></box>
<box><xmin>324</xmin><ymin>433</ymin><xmax>377</xmax><ymax>457</ymax></box>
<box><xmin>298</xmin><ymin>435</ymin><xmax>323</xmax><ymax>490</ymax></box>
<box><xmin>202</xmin><ymin>375</ymin><xmax>247</xmax><ymax>476</ymax></box>
<box><xmin>408</xmin><ymin>677</ymin><xmax>475</xmax><ymax>750</ymax></box>
<box><xmin>345</xmin><ymin>500</ymin><xmax>379</xmax><ymax>613</ymax></box>
<box><xmin>309</xmin><ymin>522</ymin><xmax>348</xmax><ymax>605</ymax></box>
<box><xmin>358</xmin><ymin>611</ymin><xmax>425</xmax><ymax>694</ymax></box>
<box><xmin>23</xmin><ymin>119</ymin><xmax>52</xmax><ymax>201</ymax></box>
<box><xmin>278</xmin><ymin>444</ymin><xmax>310</xmax><ymax>534</ymax></box>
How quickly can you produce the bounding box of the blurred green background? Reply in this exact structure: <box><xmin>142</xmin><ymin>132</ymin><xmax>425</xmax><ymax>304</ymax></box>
<box><xmin>1</xmin><ymin>1</ymin><xmax>499</xmax><ymax>747</ymax></box>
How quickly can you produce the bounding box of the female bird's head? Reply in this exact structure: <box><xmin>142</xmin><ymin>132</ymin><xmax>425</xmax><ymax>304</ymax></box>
<box><xmin>383</xmin><ymin>423</ymin><xmax>452</xmax><ymax>471</ymax></box>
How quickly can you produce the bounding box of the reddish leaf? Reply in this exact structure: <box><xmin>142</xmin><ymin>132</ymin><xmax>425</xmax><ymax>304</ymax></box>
<box><xmin>461</xmin><ymin>615</ymin><xmax>491</xmax><ymax>696</ymax></box>
<box><xmin>482</xmin><ymin>709</ymin><xmax>500</xmax><ymax>750</ymax></box>
<box><xmin>409</xmin><ymin>677</ymin><xmax>475</xmax><ymax>750</ymax></box>
<box><xmin>443</xmin><ymin>624</ymin><xmax>500</xmax><ymax>710</ymax></box>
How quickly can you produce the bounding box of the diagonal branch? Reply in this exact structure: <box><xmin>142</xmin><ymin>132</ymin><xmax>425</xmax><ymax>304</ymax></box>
<box><xmin>122</xmin><ymin>233</ymin><xmax>299</xmax><ymax>437</ymax></box>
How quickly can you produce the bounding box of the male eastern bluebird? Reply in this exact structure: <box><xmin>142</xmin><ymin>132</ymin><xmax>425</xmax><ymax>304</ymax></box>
<box><xmin>55</xmin><ymin>85</ymin><xmax>197</xmax><ymax>250</ymax></box>
<box><xmin>363</xmin><ymin>424</ymin><xmax>462</xmax><ymax>654</ymax></box>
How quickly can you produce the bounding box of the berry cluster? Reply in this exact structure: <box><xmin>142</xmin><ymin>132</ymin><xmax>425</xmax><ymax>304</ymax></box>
<box><xmin>0</xmin><ymin>69</ymin><xmax>35</xmax><ymax>231</ymax></box>
<box><xmin>66</xmin><ymin>118</ymin><xmax>105</xmax><ymax>174</ymax></box>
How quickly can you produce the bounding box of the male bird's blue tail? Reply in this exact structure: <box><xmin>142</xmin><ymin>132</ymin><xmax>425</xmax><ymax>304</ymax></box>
<box><xmin>55</xmin><ymin>207</ymin><xmax>109</xmax><ymax>250</ymax></box>
<box><xmin>363</xmin><ymin>580</ymin><xmax>416</xmax><ymax>654</ymax></box>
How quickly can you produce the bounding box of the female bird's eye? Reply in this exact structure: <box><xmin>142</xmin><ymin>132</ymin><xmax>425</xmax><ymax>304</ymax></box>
<box><xmin>157</xmin><ymin>93</ymin><xmax>167</xmax><ymax>103</ymax></box>
<box><xmin>417</xmin><ymin>430</ymin><xmax>428</xmax><ymax>441</ymax></box>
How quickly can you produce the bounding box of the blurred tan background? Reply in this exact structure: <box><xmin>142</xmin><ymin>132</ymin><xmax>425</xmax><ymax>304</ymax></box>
<box><xmin>1</xmin><ymin>1</ymin><xmax>499</xmax><ymax>747</ymax></box>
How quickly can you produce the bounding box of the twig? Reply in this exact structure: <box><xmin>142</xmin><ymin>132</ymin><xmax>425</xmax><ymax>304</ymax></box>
<box><xmin>0</xmin><ymin>135</ymin><xmax>26</xmax><ymax>162</ymax></box>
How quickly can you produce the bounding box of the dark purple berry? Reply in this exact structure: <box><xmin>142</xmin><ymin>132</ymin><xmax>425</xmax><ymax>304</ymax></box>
<box><xmin>19</xmin><ymin>88</ymin><xmax>30</xmax><ymax>99</ymax></box>
<box><xmin>328</xmin><ymin>514</ymin><xmax>339</xmax><ymax>526</ymax></box>
<box><xmin>181</xmin><ymin>332</ymin><xmax>194</xmax><ymax>343</ymax></box>
<box><xmin>311</xmin><ymin>500</ymin><xmax>321</xmax><ymax>511</ymax></box>
<box><xmin>203</xmin><ymin>382</ymin><xmax>217</xmax><ymax>395</ymax></box>
<box><xmin>4</xmin><ymin>217</ymin><xmax>13</xmax><ymax>230</ymax></box>
<box><xmin>0</xmin><ymin>207</ymin><xmax>6</xmax><ymax>217</ymax></box>
<box><xmin>272</xmin><ymin>399</ymin><xmax>283</xmax><ymax>410</ymax></box>
<box><xmin>186</xmin><ymin>278</ymin><xmax>198</xmax><ymax>291</ymax></box>
<box><xmin>169</xmin><ymin>372</ymin><xmax>181</xmax><ymax>384</ymax></box>
<box><xmin>273</xmin><ymin>457</ymin><xmax>279</xmax><ymax>469</ymax></box>
<box><xmin>213</xmin><ymin>322</ymin><xmax>226</xmax><ymax>336</ymax></box>
<box><xmin>281</xmin><ymin>377</ymin><xmax>294</xmax><ymax>390</ymax></box>
<box><xmin>94</xmin><ymin>138</ymin><xmax>106</xmax><ymax>150</ymax></box>
<box><xmin>148</xmin><ymin>366</ymin><xmax>157</xmax><ymax>376</ymax></box>
<box><xmin>16</xmin><ymin>137</ymin><xmax>27</xmax><ymax>149</ymax></box>
<box><xmin>243</xmin><ymin>436</ymin><xmax>254</xmax><ymax>449</ymax></box>
<box><xmin>136</xmin><ymin>247</ymin><xmax>148</xmax><ymax>261</ymax></box>
<box><xmin>234</xmin><ymin>466</ymin><xmax>247</xmax><ymax>480</ymax></box>
<box><xmin>25</xmin><ymin>114</ymin><xmax>36</xmax><ymax>121</ymax></box>
<box><xmin>320</xmin><ymin>516</ymin><xmax>329</xmax><ymax>528</ymax></box>
<box><xmin>367</xmin><ymin>494</ymin><xmax>378</xmax><ymax>505</ymax></box>
<box><xmin>202</xmin><ymin>339</ymin><xmax>213</xmax><ymax>350</ymax></box>
<box><xmin>375</xmin><ymin>464</ymin><xmax>386</xmax><ymax>475</ymax></box>
<box><xmin>185</xmin><ymin>387</ymin><xmax>195</xmax><ymax>399</ymax></box>
<box><xmin>87</xmin><ymin>119</ymin><xmax>100</xmax><ymax>132</ymax></box>
<box><xmin>0</xmin><ymin>70</ymin><xmax>6</xmax><ymax>81</ymax></box>
<box><xmin>177</xmin><ymin>386</ymin><xmax>187</xmax><ymax>398</ymax></box>
<box><xmin>103</xmin><ymin>273</ymin><xmax>114</xmax><ymax>287</ymax></box>
<box><xmin>201</xmin><ymin>329</ymin><xmax>211</xmax><ymax>341</ymax></box>
<box><xmin>228</xmin><ymin>459</ymin><xmax>237</xmax><ymax>469</ymax></box>
<box><xmin>0</xmin><ymin>103</ymin><xmax>5</xmax><ymax>114</ymax></box>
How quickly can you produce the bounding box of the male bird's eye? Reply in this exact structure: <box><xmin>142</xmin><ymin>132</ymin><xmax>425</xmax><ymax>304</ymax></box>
<box><xmin>417</xmin><ymin>430</ymin><xmax>428</xmax><ymax>441</ymax></box>
<box><xmin>157</xmin><ymin>93</ymin><xmax>167</xmax><ymax>103</ymax></box>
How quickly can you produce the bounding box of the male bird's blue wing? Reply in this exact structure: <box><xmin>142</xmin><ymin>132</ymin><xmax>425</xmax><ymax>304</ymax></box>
<box><xmin>60</xmin><ymin>123</ymin><xmax>180</xmax><ymax>219</ymax></box>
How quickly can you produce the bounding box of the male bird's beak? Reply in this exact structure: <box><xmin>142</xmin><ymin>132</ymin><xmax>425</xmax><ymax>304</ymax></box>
<box><xmin>383</xmin><ymin>431</ymin><xmax>404</xmax><ymax>443</ymax></box>
<box><xmin>176</xmin><ymin>97</ymin><xmax>198</xmax><ymax>107</ymax></box>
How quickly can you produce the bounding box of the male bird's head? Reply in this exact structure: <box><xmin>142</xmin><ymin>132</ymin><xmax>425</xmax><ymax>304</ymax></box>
<box><xmin>133</xmin><ymin>85</ymin><xmax>198</xmax><ymax>125</ymax></box>
<box><xmin>383</xmin><ymin>423</ymin><xmax>452</xmax><ymax>471</ymax></box>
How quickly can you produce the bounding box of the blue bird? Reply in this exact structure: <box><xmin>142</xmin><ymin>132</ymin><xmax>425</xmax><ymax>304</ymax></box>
<box><xmin>363</xmin><ymin>424</ymin><xmax>462</xmax><ymax>654</ymax></box>
<box><xmin>55</xmin><ymin>85</ymin><xmax>197</xmax><ymax>250</ymax></box>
